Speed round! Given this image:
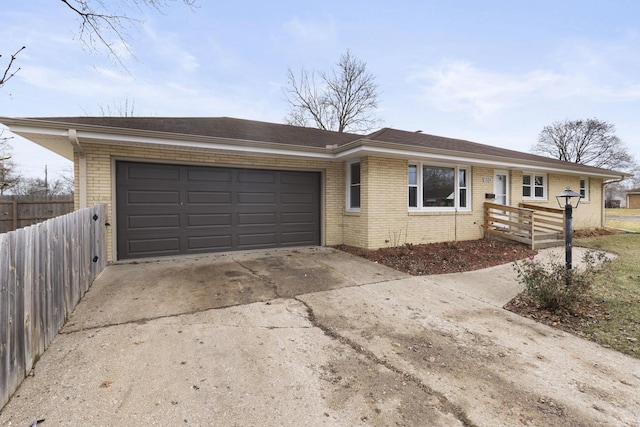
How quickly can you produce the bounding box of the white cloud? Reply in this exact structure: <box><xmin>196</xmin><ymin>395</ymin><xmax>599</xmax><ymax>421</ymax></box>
<box><xmin>140</xmin><ymin>23</ymin><xmax>199</xmax><ymax>72</ymax></box>
<box><xmin>283</xmin><ymin>17</ymin><xmax>338</xmax><ymax>43</ymax></box>
<box><xmin>412</xmin><ymin>56</ymin><xmax>640</xmax><ymax>121</ymax></box>
<box><xmin>412</xmin><ymin>61</ymin><xmax>561</xmax><ymax>118</ymax></box>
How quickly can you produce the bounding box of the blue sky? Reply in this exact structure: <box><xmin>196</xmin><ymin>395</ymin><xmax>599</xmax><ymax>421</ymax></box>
<box><xmin>2</xmin><ymin>0</ymin><xmax>639</xmax><ymax>180</ymax></box>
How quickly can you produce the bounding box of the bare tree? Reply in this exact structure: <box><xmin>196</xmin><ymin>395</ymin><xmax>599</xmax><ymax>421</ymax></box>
<box><xmin>0</xmin><ymin>132</ymin><xmax>22</xmax><ymax>195</ymax></box>
<box><xmin>10</xmin><ymin>177</ymin><xmax>72</xmax><ymax>197</ymax></box>
<box><xmin>532</xmin><ymin>118</ymin><xmax>636</xmax><ymax>171</ymax></box>
<box><xmin>61</xmin><ymin>0</ymin><xmax>197</xmax><ymax>67</ymax></box>
<box><xmin>0</xmin><ymin>46</ymin><xmax>26</xmax><ymax>89</ymax></box>
<box><xmin>1</xmin><ymin>1</ymin><xmax>196</xmax><ymax>84</ymax></box>
<box><xmin>98</xmin><ymin>98</ymin><xmax>137</xmax><ymax>116</ymax></box>
<box><xmin>284</xmin><ymin>50</ymin><xmax>381</xmax><ymax>133</ymax></box>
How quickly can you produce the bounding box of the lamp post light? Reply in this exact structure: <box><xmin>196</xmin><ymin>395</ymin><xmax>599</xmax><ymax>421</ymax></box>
<box><xmin>555</xmin><ymin>187</ymin><xmax>583</xmax><ymax>287</ymax></box>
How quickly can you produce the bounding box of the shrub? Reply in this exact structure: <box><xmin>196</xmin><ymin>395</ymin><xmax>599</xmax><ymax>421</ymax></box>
<box><xmin>513</xmin><ymin>250</ymin><xmax>610</xmax><ymax>313</ymax></box>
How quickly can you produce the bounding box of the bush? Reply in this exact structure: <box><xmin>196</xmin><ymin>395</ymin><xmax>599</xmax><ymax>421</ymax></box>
<box><xmin>513</xmin><ymin>250</ymin><xmax>610</xmax><ymax>312</ymax></box>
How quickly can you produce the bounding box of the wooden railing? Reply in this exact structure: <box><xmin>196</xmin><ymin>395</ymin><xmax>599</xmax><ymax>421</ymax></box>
<box><xmin>0</xmin><ymin>205</ymin><xmax>107</xmax><ymax>409</ymax></box>
<box><xmin>484</xmin><ymin>202</ymin><xmax>564</xmax><ymax>249</ymax></box>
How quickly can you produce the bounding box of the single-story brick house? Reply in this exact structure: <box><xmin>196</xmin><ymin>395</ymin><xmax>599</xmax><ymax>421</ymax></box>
<box><xmin>627</xmin><ymin>188</ymin><xmax>640</xmax><ymax>209</ymax></box>
<box><xmin>1</xmin><ymin>117</ymin><xmax>629</xmax><ymax>261</ymax></box>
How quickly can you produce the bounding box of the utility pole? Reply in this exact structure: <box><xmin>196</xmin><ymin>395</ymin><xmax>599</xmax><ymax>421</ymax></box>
<box><xmin>44</xmin><ymin>164</ymin><xmax>49</xmax><ymax>197</ymax></box>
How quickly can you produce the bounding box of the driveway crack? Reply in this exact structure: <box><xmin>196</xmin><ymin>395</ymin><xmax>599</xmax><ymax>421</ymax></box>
<box><xmin>294</xmin><ymin>296</ymin><xmax>477</xmax><ymax>427</ymax></box>
<box><xmin>233</xmin><ymin>259</ymin><xmax>281</xmax><ymax>298</ymax></box>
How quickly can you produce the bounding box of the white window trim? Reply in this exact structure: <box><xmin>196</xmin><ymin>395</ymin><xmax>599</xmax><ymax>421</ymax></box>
<box><xmin>408</xmin><ymin>162</ymin><xmax>471</xmax><ymax>211</ymax></box>
<box><xmin>522</xmin><ymin>172</ymin><xmax>547</xmax><ymax>200</ymax></box>
<box><xmin>579</xmin><ymin>177</ymin><xmax>589</xmax><ymax>201</ymax></box>
<box><xmin>346</xmin><ymin>160</ymin><xmax>361</xmax><ymax>212</ymax></box>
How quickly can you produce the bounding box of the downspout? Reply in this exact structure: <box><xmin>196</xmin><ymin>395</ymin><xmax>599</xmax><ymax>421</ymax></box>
<box><xmin>602</xmin><ymin>176</ymin><xmax>625</xmax><ymax>228</ymax></box>
<box><xmin>68</xmin><ymin>129</ymin><xmax>87</xmax><ymax>209</ymax></box>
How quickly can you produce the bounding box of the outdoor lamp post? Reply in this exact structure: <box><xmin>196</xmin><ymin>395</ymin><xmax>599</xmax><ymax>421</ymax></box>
<box><xmin>555</xmin><ymin>187</ymin><xmax>582</xmax><ymax>287</ymax></box>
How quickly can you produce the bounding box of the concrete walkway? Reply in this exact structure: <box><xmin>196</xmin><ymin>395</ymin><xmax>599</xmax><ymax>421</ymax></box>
<box><xmin>1</xmin><ymin>247</ymin><xmax>638</xmax><ymax>426</ymax></box>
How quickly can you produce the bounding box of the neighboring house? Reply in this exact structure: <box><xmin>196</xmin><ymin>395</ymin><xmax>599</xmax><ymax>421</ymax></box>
<box><xmin>627</xmin><ymin>188</ymin><xmax>640</xmax><ymax>209</ymax></box>
<box><xmin>0</xmin><ymin>117</ymin><xmax>629</xmax><ymax>261</ymax></box>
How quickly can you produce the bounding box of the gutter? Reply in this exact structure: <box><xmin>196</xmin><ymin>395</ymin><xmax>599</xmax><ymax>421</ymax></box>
<box><xmin>68</xmin><ymin>129</ymin><xmax>87</xmax><ymax>209</ymax></box>
<box><xmin>602</xmin><ymin>176</ymin><xmax>628</xmax><ymax>227</ymax></box>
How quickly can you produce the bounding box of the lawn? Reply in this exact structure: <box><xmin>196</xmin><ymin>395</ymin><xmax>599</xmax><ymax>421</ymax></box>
<box><xmin>605</xmin><ymin>208</ymin><xmax>640</xmax><ymax>217</ymax></box>
<box><xmin>574</xmin><ymin>233</ymin><xmax>640</xmax><ymax>357</ymax></box>
<box><xmin>605</xmin><ymin>208</ymin><xmax>640</xmax><ymax>232</ymax></box>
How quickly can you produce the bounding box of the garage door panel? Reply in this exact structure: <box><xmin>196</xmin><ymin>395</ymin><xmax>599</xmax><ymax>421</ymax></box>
<box><xmin>281</xmin><ymin>192</ymin><xmax>315</xmax><ymax>204</ymax></box>
<box><xmin>237</xmin><ymin>192</ymin><xmax>276</xmax><ymax>204</ymax></box>
<box><xmin>238</xmin><ymin>170</ymin><xmax>276</xmax><ymax>184</ymax></box>
<box><xmin>237</xmin><ymin>212</ymin><xmax>276</xmax><ymax>225</ymax></box>
<box><xmin>127</xmin><ymin>214</ymin><xmax>180</xmax><ymax>230</ymax></box>
<box><xmin>281</xmin><ymin>231</ymin><xmax>317</xmax><ymax>244</ymax></box>
<box><xmin>187</xmin><ymin>191</ymin><xmax>232</xmax><ymax>204</ymax></box>
<box><xmin>281</xmin><ymin>212</ymin><xmax>315</xmax><ymax>225</ymax></box>
<box><xmin>280</xmin><ymin>172</ymin><xmax>315</xmax><ymax>185</ymax></box>
<box><xmin>117</xmin><ymin>161</ymin><xmax>320</xmax><ymax>259</ymax></box>
<box><xmin>237</xmin><ymin>232</ymin><xmax>277</xmax><ymax>248</ymax></box>
<box><xmin>127</xmin><ymin>190</ymin><xmax>180</xmax><ymax>205</ymax></box>
<box><xmin>128</xmin><ymin>237</ymin><xmax>181</xmax><ymax>256</ymax></box>
<box><xmin>187</xmin><ymin>168</ymin><xmax>232</xmax><ymax>182</ymax></box>
<box><xmin>126</xmin><ymin>163</ymin><xmax>180</xmax><ymax>181</ymax></box>
<box><xmin>187</xmin><ymin>235</ymin><xmax>232</xmax><ymax>251</ymax></box>
<box><xmin>187</xmin><ymin>213</ymin><xmax>232</xmax><ymax>227</ymax></box>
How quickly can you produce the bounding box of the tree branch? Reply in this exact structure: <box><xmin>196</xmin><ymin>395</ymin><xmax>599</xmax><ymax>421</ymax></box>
<box><xmin>0</xmin><ymin>46</ymin><xmax>26</xmax><ymax>88</ymax></box>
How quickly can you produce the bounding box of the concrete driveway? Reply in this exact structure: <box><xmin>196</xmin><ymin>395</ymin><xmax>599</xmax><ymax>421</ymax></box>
<box><xmin>1</xmin><ymin>247</ymin><xmax>639</xmax><ymax>426</ymax></box>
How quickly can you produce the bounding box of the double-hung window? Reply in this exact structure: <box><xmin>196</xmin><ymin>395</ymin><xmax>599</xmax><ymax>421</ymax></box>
<box><xmin>522</xmin><ymin>173</ymin><xmax>546</xmax><ymax>200</ymax></box>
<box><xmin>579</xmin><ymin>177</ymin><xmax>589</xmax><ymax>201</ymax></box>
<box><xmin>347</xmin><ymin>161</ymin><xmax>361</xmax><ymax>210</ymax></box>
<box><xmin>408</xmin><ymin>164</ymin><xmax>470</xmax><ymax>210</ymax></box>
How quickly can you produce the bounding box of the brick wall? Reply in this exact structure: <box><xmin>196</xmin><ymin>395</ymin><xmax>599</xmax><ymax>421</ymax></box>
<box><xmin>511</xmin><ymin>173</ymin><xmax>604</xmax><ymax>229</ymax></box>
<box><xmin>344</xmin><ymin>158</ymin><xmax>605</xmax><ymax>250</ymax></box>
<box><xmin>74</xmin><ymin>145</ymin><xmax>607</xmax><ymax>259</ymax></box>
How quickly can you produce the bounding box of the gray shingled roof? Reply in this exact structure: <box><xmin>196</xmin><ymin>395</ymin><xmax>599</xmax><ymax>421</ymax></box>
<box><xmin>15</xmin><ymin>116</ymin><xmax>625</xmax><ymax>176</ymax></box>
<box><xmin>28</xmin><ymin>116</ymin><xmax>361</xmax><ymax>148</ymax></box>
<box><xmin>365</xmin><ymin>127</ymin><xmax>624</xmax><ymax>175</ymax></box>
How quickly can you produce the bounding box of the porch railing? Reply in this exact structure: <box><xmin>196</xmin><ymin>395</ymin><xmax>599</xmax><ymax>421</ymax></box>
<box><xmin>484</xmin><ymin>202</ymin><xmax>564</xmax><ymax>249</ymax></box>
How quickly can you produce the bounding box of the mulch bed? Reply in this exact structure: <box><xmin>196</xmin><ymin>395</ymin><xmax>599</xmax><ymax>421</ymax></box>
<box><xmin>334</xmin><ymin>239</ymin><xmax>537</xmax><ymax>276</ymax></box>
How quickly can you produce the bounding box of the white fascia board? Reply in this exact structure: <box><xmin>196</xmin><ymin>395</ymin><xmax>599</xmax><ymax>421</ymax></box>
<box><xmin>335</xmin><ymin>145</ymin><xmax>624</xmax><ymax>179</ymax></box>
<box><xmin>76</xmin><ymin>130</ymin><xmax>336</xmax><ymax>160</ymax></box>
<box><xmin>8</xmin><ymin>125</ymin><xmax>69</xmax><ymax>136</ymax></box>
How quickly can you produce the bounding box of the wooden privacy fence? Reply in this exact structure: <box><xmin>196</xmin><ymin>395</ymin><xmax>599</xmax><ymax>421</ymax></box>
<box><xmin>0</xmin><ymin>204</ymin><xmax>107</xmax><ymax>409</ymax></box>
<box><xmin>0</xmin><ymin>196</ymin><xmax>74</xmax><ymax>233</ymax></box>
<box><xmin>484</xmin><ymin>202</ymin><xmax>565</xmax><ymax>249</ymax></box>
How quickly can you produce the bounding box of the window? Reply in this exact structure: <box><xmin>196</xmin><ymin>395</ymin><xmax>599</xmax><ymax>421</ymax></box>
<box><xmin>408</xmin><ymin>164</ymin><xmax>470</xmax><ymax>210</ymax></box>
<box><xmin>459</xmin><ymin>169</ymin><xmax>468</xmax><ymax>208</ymax></box>
<box><xmin>579</xmin><ymin>177</ymin><xmax>589</xmax><ymax>201</ymax></box>
<box><xmin>522</xmin><ymin>173</ymin><xmax>546</xmax><ymax>200</ymax></box>
<box><xmin>408</xmin><ymin>165</ymin><xmax>418</xmax><ymax>208</ymax></box>
<box><xmin>348</xmin><ymin>162</ymin><xmax>361</xmax><ymax>210</ymax></box>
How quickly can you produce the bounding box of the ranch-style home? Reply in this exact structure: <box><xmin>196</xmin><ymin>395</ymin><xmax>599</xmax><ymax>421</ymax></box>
<box><xmin>1</xmin><ymin>116</ymin><xmax>629</xmax><ymax>261</ymax></box>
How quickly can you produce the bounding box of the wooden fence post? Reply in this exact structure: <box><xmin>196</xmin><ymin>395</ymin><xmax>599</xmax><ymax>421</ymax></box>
<box><xmin>12</xmin><ymin>201</ymin><xmax>17</xmax><ymax>232</ymax></box>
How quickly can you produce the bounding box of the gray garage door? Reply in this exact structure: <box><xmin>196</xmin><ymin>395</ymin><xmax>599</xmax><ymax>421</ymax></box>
<box><xmin>116</xmin><ymin>161</ymin><xmax>320</xmax><ymax>259</ymax></box>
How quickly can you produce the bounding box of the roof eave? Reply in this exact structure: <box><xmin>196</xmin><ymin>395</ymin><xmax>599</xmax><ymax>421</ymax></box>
<box><xmin>1</xmin><ymin>117</ymin><xmax>629</xmax><ymax>180</ymax></box>
<box><xmin>2</xmin><ymin>118</ymin><xmax>336</xmax><ymax>161</ymax></box>
<box><xmin>335</xmin><ymin>139</ymin><xmax>628</xmax><ymax>180</ymax></box>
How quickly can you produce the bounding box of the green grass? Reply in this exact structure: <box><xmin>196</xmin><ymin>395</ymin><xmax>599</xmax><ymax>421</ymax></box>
<box><xmin>605</xmin><ymin>220</ymin><xmax>640</xmax><ymax>232</ymax></box>
<box><xmin>575</xmin><ymin>233</ymin><xmax>640</xmax><ymax>357</ymax></box>
<box><xmin>606</xmin><ymin>208</ymin><xmax>640</xmax><ymax>217</ymax></box>
<box><xmin>605</xmin><ymin>208</ymin><xmax>640</xmax><ymax>232</ymax></box>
